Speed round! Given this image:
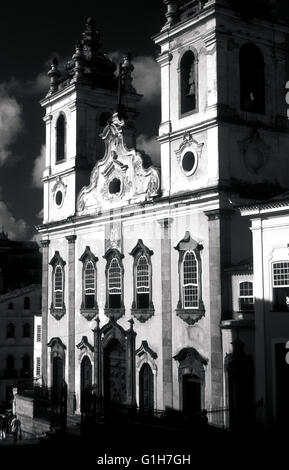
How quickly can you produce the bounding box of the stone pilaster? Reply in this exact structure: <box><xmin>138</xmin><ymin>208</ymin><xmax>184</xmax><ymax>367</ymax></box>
<box><xmin>126</xmin><ymin>318</ymin><xmax>136</xmax><ymax>407</ymax></box>
<box><xmin>66</xmin><ymin>234</ymin><xmax>77</xmax><ymax>413</ymax></box>
<box><xmin>158</xmin><ymin>217</ymin><xmax>174</xmax><ymax>409</ymax></box>
<box><xmin>93</xmin><ymin>317</ymin><xmax>102</xmax><ymax>397</ymax></box>
<box><xmin>40</xmin><ymin>239</ymin><xmax>50</xmax><ymax>386</ymax></box>
<box><xmin>204</xmin><ymin>209</ymin><xmax>233</xmax><ymax>407</ymax></box>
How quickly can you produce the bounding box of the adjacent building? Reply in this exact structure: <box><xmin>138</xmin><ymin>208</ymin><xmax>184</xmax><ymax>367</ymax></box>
<box><xmin>0</xmin><ymin>285</ymin><xmax>42</xmax><ymax>407</ymax></box>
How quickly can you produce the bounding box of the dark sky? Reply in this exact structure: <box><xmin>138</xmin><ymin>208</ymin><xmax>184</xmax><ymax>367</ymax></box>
<box><xmin>0</xmin><ymin>1</ymin><xmax>165</xmax><ymax>240</ymax></box>
<box><xmin>0</xmin><ymin>0</ymin><xmax>288</xmax><ymax>240</ymax></box>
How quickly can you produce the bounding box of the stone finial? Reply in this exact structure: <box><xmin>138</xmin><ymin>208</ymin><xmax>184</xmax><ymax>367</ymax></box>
<box><xmin>72</xmin><ymin>41</ymin><xmax>84</xmax><ymax>82</ymax></box>
<box><xmin>47</xmin><ymin>58</ymin><xmax>61</xmax><ymax>95</ymax></box>
<box><xmin>163</xmin><ymin>0</ymin><xmax>178</xmax><ymax>26</ymax></box>
<box><xmin>82</xmin><ymin>17</ymin><xmax>102</xmax><ymax>61</ymax></box>
<box><xmin>121</xmin><ymin>53</ymin><xmax>136</xmax><ymax>93</ymax></box>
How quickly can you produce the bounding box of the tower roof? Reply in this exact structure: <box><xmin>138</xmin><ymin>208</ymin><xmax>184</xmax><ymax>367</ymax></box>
<box><xmin>47</xmin><ymin>18</ymin><xmax>117</xmax><ymax>96</ymax></box>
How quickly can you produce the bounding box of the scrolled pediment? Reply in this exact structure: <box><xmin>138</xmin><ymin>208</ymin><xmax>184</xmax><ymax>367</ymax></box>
<box><xmin>77</xmin><ymin>112</ymin><xmax>160</xmax><ymax>214</ymax></box>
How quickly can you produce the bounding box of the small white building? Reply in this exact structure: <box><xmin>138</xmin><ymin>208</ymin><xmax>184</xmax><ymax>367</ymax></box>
<box><xmin>241</xmin><ymin>196</ymin><xmax>289</xmax><ymax>428</ymax></box>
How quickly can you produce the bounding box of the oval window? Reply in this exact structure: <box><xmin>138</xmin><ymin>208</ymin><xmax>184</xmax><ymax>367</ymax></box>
<box><xmin>109</xmin><ymin>178</ymin><xmax>121</xmax><ymax>195</ymax></box>
<box><xmin>55</xmin><ymin>190</ymin><xmax>63</xmax><ymax>206</ymax></box>
<box><xmin>182</xmin><ymin>151</ymin><xmax>196</xmax><ymax>174</ymax></box>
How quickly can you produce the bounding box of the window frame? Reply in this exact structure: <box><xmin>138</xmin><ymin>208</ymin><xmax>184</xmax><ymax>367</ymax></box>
<box><xmin>79</xmin><ymin>246</ymin><xmax>99</xmax><ymax>320</ymax></box>
<box><xmin>238</xmin><ymin>281</ymin><xmax>254</xmax><ymax>313</ymax></box>
<box><xmin>6</xmin><ymin>323</ymin><xmax>15</xmax><ymax>339</ymax></box>
<box><xmin>179</xmin><ymin>48</ymin><xmax>199</xmax><ymax>118</ymax></box>
<box><xmin>104</xmin><ymin>248</ymin><xmax>125</xmax><ymax>320</ymax></box>
<box><xmin>49</xmin><ymin>251</ymin><xmax>66</xmax><ymax>320</ymax></box>
<box><xmin>55</xmin><ymin>112</ymin><xmax>67</xmax><ymax>164</ymax></box>
<box><xmin>130</xmin><ymin>239</ymin><xmax>154</xmax><ymax>322</ymax></box>
<box><xmin>175</xmin><ymin>231</ymin><xmax>205</xmax><ymax>325</ymax></box>
<box><xmin>272</xmin><ymin>261</ymin><xmax>289</xmax><ymax>312</ymax></box>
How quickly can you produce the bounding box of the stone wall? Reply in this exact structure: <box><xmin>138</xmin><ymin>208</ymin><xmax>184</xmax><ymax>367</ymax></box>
<box><xmin>15</xmin><ymin>394</ymin><xmax>50</xmax><ymax>438</ymax></box>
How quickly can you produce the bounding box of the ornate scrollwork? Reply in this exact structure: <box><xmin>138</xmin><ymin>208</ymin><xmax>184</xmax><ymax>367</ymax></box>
<box><xmin>77</xmin><ymin>112</ymin><xmax>160</xmax><ymax>214</ymax></box>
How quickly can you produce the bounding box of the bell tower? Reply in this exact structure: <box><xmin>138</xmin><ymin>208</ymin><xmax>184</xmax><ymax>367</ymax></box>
<box><xmin>40</xmin><ymin>18</ymin><xmax>141</xmax><ymax>224</ymax></box>
<box><xmin>154</xmin><ymin>0</ymin><xmax>289</xmax><ymax>199</ymax></box>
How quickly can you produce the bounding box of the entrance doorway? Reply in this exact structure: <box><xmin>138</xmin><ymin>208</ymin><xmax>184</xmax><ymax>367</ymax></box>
<box><xmin>139</xmin><ymin>363</ymin><xmax>154</xmax><ymax>411</ymax></box>
<box><xmin>182</xmin><ymin>374</ymin><xmax>201</xmax><ymax>415</ymax></box>
<box><xmin>104</xmin><ymin>339</ymin><xmax>126</xmax><ymax>405</ymax></box>
<box><xmin>52</xmin><ymin>356</ymin><xmax>63</xmax><ymax>399</ymax></box>
<box><xmin>80</xmin><ymin>356</ymin><xmax>92</xmax><ymax>412</ymax></box>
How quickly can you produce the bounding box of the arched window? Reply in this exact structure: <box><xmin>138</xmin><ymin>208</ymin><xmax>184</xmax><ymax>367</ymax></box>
<box><xmin>22</xmin><ymin>355</ymin><xmax>31</xmax><ymax>375</ymax></box>
<box><xmin>6</xmin><ymin>323</ymin><xmax>15</xmax><ymax>338</ymax></box>
<box><xmin>54</xmin><ymin>265</ymin><xmax>63</xmax><ymax>309</ymax></box>
<box><xmin>24</xmin><ymin>296</ymin><xmax>30</xmax><ymax>310</ymax></box>
<box><xmin>84</xmin><ymin>260</ymin><xmax>96</xmax><ymax>309</ymax></box>
<box><xmin>130</xmin><ymin>240</ymin><xmax>154</xmax><ymax>321</ymax></box>
<box><xmin>180</xmin><ymin>50</ymin><xmax>197</xmax><ymax>115</ymax></box>
<box><xmin>56</xmin><ymin>114</ymin><xmax>66</xmax><ymax>162</ymax></box>
<box><xmin>23</xmin><ymin>323</ymin><xmax>31</xmax><ymax>338</ymax></box>
<box><xmin>239</xmin><ymin>281</ymin><xmax>254</xmax><ymax>312</ymax></box>
<box><xmin>240</xmin><ymin>43</ymin><xmax>265</xmax><ymax>114</ymax></box>
<box><xmin>6</xmin><ymin>355</ymin><xmax>15</xmax><ymax>377</ymax></box>
<box><xmin>175</xmin><ymin>232</ymin><xmax>205</xmax><ymax>325</ymax></box>
<box><xmin>79</xmin><ymin>246</ymin><xmax>98</xmax><ymax>319</ymax></box>
<box><xmin>49</xmin><ymin>251</ymin><xmax>66</xmax><ymax>319</ymax></box>
<box><xmin>136</xmin><ymin>255</ymin><xmax>150</xmax><ymax>309</ymax></box>
<box><xmin>8</xmin><ymin>302</ymin><xmax>13</xmax><ymax>310</ymax></box>
<box><xmin>182</xmin><ymin>251</ymin><xmax>198</xmax><ymax>309</ymax></box>
<box><xmin>108</xmin><ymin>257</ymin><xmax>122</xmax><ymax>309</ymax></box>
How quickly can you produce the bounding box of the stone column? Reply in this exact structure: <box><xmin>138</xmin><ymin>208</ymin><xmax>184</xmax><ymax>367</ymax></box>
<box><xmin>40</xmin><ymin>239</ymin><xmax>50</xmax><ymax>386</ymax></box>
<box><xmin>158</xmin><ymin>217</ymin><xmax>174</xmax><ymax>409</ymax></box>
<box><xmin>93</xmin><ymin>317</ymin><xmax>102</xmax><ymax>396</ymax></box>
<box><xmin>126</xmin><ymin>318</ymin><xmax>136</xmax><ymax>407</ymax></box>
<box><xmin>66</xmin><ymin>234</ymin><xmax>77</xmax><ymax>414</ymax></box>
<box><xmin>204</xmin><ymin>209</ymin><xmax>232</xmax><ymax>408</ymax></box>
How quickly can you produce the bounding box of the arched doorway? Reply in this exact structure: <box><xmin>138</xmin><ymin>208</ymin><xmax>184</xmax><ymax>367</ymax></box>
<box><xmin>182</xmin><ymin>373</ymin><xmax>201</xmax><ymax>415</ymax></box>
<box><xmin>139</xmin><ymin>363</ymin><xmax>154</xmax><ymax>411</ymax></box>
<box><xmin>104</xmin><ymin>339</ymin><xmax>126</xmax><ymax>405</ymax></box>
<box><xmin>52</xmin><ymin>356</ymin><xmax>64</xmax><ymax>401</ymax></box>
<box><xmin>80</xmin><ymin>356</ymin><xmax>92</xmax><ymax>412</ymax></box>
<box><xmin>174</xmin><ymin>347</ymin><xmax>207</xmax><ymax>418</ymax></box>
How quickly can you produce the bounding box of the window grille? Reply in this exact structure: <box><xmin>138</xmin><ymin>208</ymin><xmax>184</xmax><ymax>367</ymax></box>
<box><xmin>239</xmin><ymin>281</ymin><xmax>254</xmax><ymax>312</ymax></box>
<box><xmin>183</xmin><ymin>251</ymin><xmax>198</xmax><ymax>308</ymax></box>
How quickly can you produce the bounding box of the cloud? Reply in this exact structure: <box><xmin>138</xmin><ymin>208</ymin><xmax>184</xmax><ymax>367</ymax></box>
<box><xmin>132</xmin><ymin>56</ymin><xmax>160</xmax><ymax>104</ymax></box>
<box><xmin>136</xmin><ymin>134</ymin><xmax>160</xmax><ymax>164</ymax></box>
<box><xmin>0</xmin><ymin>200</ymin><xmax>29</xmax><ymax>240</ymax></box>
<box><xmin>0</xmin><ymin>86</ymin><xmax>23</xmax><ymax>166</ymax></box>
<box><xmin>32</xmin><ymin>145</ymin><xmax>46</xmax><ymax>188</ymax></box>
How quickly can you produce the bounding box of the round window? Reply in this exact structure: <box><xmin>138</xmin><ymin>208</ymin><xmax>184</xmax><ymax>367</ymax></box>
<box><xmin>109</xmin><ymin>178</ymin><xmax>121</xmax><ymax>195</ymax></box>
<box><xmin>55</xmin><ymin>190</ymin><xmax>63</xmax><ymax>206</ymax></box>
<box><xmin>182</xmin><ymin>151</ymin><xmax>196</xmax><ymax>174</ymax></box>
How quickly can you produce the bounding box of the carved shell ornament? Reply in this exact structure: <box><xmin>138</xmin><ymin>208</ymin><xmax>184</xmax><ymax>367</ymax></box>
<box><xmin>175</xmin><ymin>131</ymin><xmax>204</xmax><ymax>176</ymax></box>
<box><xmin>77</xmin><ymin>112</ymin><xmax>160</xmax><ymax>214</ymax></box>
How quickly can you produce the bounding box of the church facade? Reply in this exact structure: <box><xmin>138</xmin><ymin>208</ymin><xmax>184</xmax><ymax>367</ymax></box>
<box><xmin>37</xmin><ymin>0</ymin><xmax>289</xmax><ymax>425</ymax></box>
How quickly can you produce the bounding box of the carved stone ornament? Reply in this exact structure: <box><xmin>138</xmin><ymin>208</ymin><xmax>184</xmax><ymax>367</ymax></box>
<box><xmin>77</xmin><ymin>113</ymin><xmax>160</xmax><ymax>214</ymax></box>
<box><xmin>175</xmin><ymin>131</ymin><xmax>204</xmax><ymax>176</ymax></box>
<box><xmin>238</xmin><ymin>129</ymin><xmax>271</xmax><ymax>175</ymax></box>
<box><xmin>76</xmin><ymin>335</ymin><xmax>94</xmax><ymax>353</ymax></box>
<box><xmin>51</xmin><ymin>176</ymin><xmax>67</xmax><ymax>208</ymax></box>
